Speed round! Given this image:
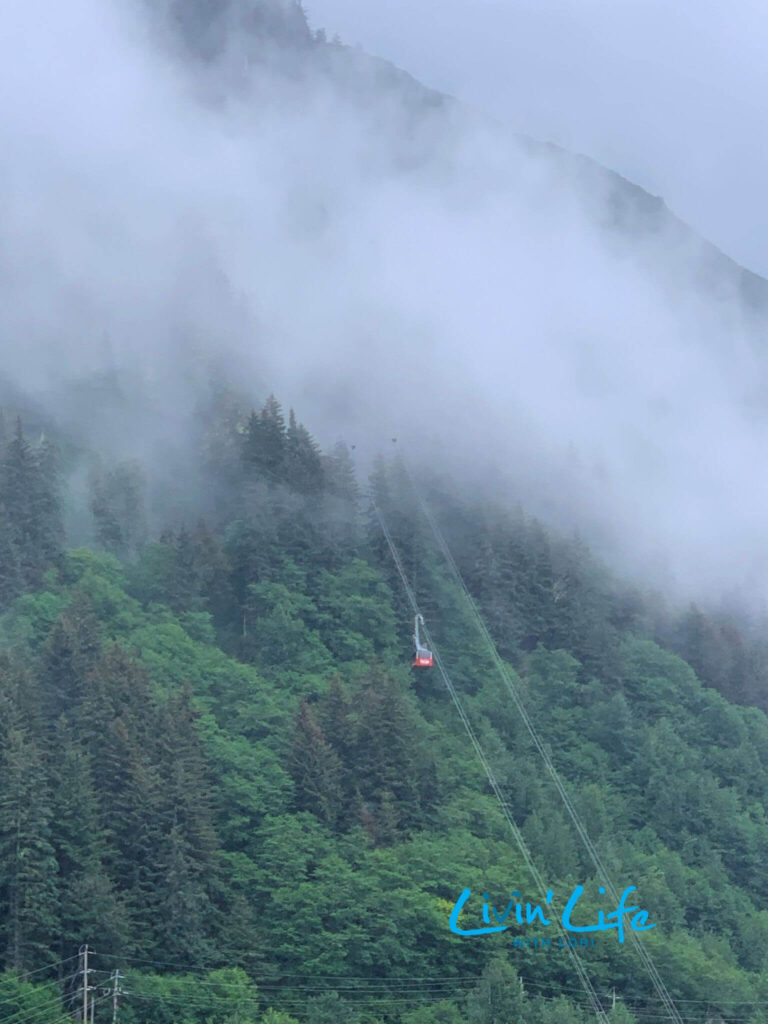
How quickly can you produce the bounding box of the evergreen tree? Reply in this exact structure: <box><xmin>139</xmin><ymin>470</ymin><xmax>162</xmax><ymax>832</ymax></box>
<box><xmin>0</xmin><ymin>705</ymin><xmax>59</xmax><ymax>970</ymax></box>
<box><xmin>89</xmin><ymin>460</ymin><xmax>147</xmax><ymax>559</ymax></box>
<box><xmin>154</xmin><ymin>686</ymin><xmax>221</xmax><ymax>964</ymax></box>
<box><xmin>1</xmin><ymin>419</ymin><xmax>38</xmax><ymax>551</ymax></box>
<box><xmin>289</xmin><ymin>703</ymin><xmax>344</xmax><ymax>827</ymax></box>
<box><xmin>75</xmin><ymin>646</ymin><xmax>167</xmax><ymax>942</ymax></box>
<box><xmin>323</xmin><ymin>442</ymin><xmax>358</xmax><ymax>502</ymax></box>
<box><xmin>189</xmin><ymin>521</ymin><xmax>235</xmax><ymax>628</ymax></box>
<box><xmin>318</xmin><ymin>676</ymin><xmax>352</xmax><ymax>762</ymax></box>
<box><xmin>197</xmin><ymin>382</ymin><xmax>248</xmax><ymax>522</ymax></box>
<box><xmin>0</xmin><ymin>419</ymin><xmax>62</xmax><ymax>591</ymax></box>
<box><xmin>33</xmin><ymin>436</ymin><xmax>64</xmax><ymax>567</ymax></box>
<box><xmin>40</xmin><ymin>594</ymin><xmax>103</xmax><ymax>722</ymax></box>
<box><xmin>321</xmin><ymin>443</ymin><xmax>361</xmax><ymax>564</ymax></box>
<box><xmin>258</xmin><ymin>395</ymin><xmax>287</xmax><ymax>482</ymax></box>
<box><xmin>466</xmin><ymin>958</ymin><xmax>525</xmax><ymax>1024</ymax></box>
<box><xmin>352</xmin><ymin>671</ymin><xmax>432</xmax><ymax>834</ymax></box>
<box><xmin>676</xmin><ymin>604</ymin><xmax>733</xmax><ymax>694</ymax></box>
<box><xmin>169</xmin><ymin>527</ymin><xmax>204</xmax><ymax>613</ymax></box>
<box><xmin>0</xmin><ymin>508</ymin><xmax>23</xmax><ymax>609</ymax></box>
<box><xmin>521</xmin><ymin>519</ymin><xmax>556</xmax><ymax>649</ymax></box>
<box><xmin>285</xmin><ymin>410</ymin><xmax>324</xmax><ymax>494</ymax></box>
<box><xmin>373</xmin><ymin>789</ymin><xmax>401</xmax><ymax>847</ymax></box>
<box><xmin>225</xmin><ymin>516</ymin><xmax>281</xmax><ymax>615</ymax></box>
<box><xmin>242</xmin><ymin>410</ymin><xmax>264</xmax><ymax>477</ymax></box>
<box><xmin>48</xmin><ymin>721</ymin><xmax>129</xmax><ymax>957</ymax></box>
<box><xmin>305</xmin><ymin>991</ymin><xmax>362</xmax><ymax>1024</ymax></box>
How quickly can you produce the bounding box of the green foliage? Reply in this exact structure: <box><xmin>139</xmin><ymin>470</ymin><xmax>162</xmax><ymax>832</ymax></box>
<box><xmin>0</xmin><ymin>972</ymin><xmax>64</xmax><ymax>1024</ymax></box>
<box><xmin>466</xmin><ymin>958</ymin><xmax>524</xmax><ymax>1024</ymax></box>
<box><xmin>0</xmin><ymin>419</ymin><xmax>63</xmax><ymax>606</ymax></box>
<box><xmin>526</xmin><ymin>995</ymin><xmax>591</xmax><ymax>1023</ymax></box>
<box><xmin>242</xmin><ymin>582</ymin><xmax>332</xmax><ymax>672</ymax></box>
<box><xmin>89</xmin><ymin>459</ymin><xmax>147</xmax><ymax>559</ymax></box>
<box><xmin>401</xmin><ymin>1001</ymin><xmax>464</xmax><ymax>1024</ymax></box>
<box><xmin>304</xmin><ymin>991</ymin><xmax>363</xmax><ymax>1024</ymax></box>
<box><xmin>122</xmin><ymin>968</ymin><xmax>259</xmax><ymax>1024</ymax></box>
<box><xmin>4</xmin><ymin>398</ymin><xmax>768</xmax><ymax>1024</ymax></box>
<box><xmin>0</xmin><ymin>698</ymin><xmax>59</xmax><ymax>970</ymax></box>
<box><xmin>290</xmin><ymin>702</ymin><xmax>344</xmax><ymax>827</ymax></box>
<box><xmin>261</xmin><ymin>1012</ymin><xmax>301</xmax><ymax>1024</ymax></box>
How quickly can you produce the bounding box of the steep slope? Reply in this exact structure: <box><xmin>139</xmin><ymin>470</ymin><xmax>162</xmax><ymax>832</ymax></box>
<box><xmin>146</xmin><ymin>0</ymin><xmax>768</xmax><ymax>316</ymax></box>
<box><xmin>4</xmin><ymin>5</ymin><xmax>768</xmax><ymax>1023</ymax></box>
<box><xmin>1</xmin><ymin>401</ymin><xmax>768</xmax><ymax>1024</ymax></box>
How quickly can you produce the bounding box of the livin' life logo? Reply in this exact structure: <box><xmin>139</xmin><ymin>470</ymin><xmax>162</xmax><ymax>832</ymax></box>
<box><xmin>449</xmin><ymin>885</ymin><xmax>656</xmax><ymax>944</ymax></box>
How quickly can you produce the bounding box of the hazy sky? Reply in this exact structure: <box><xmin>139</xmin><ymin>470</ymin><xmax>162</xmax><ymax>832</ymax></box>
<box><xmin>5</xmin><ymin>0</ymin><xmax>768</xmax><ymax>606</ymax></box>
<box><xmin>306</xmin><ymin>0</ymin><xmax>768</xmax><ymax>277</ymax></box>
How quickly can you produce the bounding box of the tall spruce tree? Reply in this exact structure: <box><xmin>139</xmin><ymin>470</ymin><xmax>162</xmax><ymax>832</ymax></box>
<box><xmin>324</xmin><ymin>442</ymin><xmax>358</xmax><ymax>502</ymax></box>
<box><xmin>154</xmin><ymin>686</ymin><xmax>221</xmax><ymax>963</ymax></box>
<box><xmin>33</xmin><ymin>436</ymin><xmax>64</xmax><ymax>567</ymax></box>
<box><xmin>40</xmin><ymin>594</ymin><xmax>103</xmax><ymax>723</ymax></box>
<box><xmin>285</xmin><ymin>410</ymin><xmax>324</xmax><ymax>494</ymax></box>
<box><xmin>0</xmin><ymin>508</ymin><xmax>23</xmax><ymax>609</ymax></box>
<box><xmin>290</xmin><ymin>703</ymin><xmax>344</xmax><ymax>828</ymax></box>
<box><xmin>89</xmin><ymin>460</ymin><xmax>146</xmax><ymax>559</ymax></box>
<box><xmin>258</xmin><ymin>395</ymin><xmax>287</xmax><ymax>482</ymax></box>
<box><xmin>48</xmin><ymin>721</ymin><xmax>129</xmax><ymax>957</ymax></box>
<box><xmin>352</xmin><ymin>671</ymin><xmax>430</xmax><ymax>834</ymax></box>
<box><xmin>0</xmin><ymin>420</ymin><xmax>62</xmax><ymax>594</ymax></box>
<box><xmin>0</xmin><ymin>698</ymin><xmax>59</xmax><ymax>970</ymax></box>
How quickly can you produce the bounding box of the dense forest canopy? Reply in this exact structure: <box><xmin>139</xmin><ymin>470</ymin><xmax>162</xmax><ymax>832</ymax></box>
<box><xmin>2</xmin><ymin>392</ymin><xmax>768</xmax><ymax>1024</ymax></box>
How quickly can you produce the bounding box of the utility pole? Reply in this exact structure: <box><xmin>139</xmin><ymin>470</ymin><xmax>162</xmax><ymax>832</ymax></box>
<box><xmin>611</xmin><ymin>987</ymin><xmax>616</xmax><ymax>1011</ymax></box>
<box><xmin>111</xmin><ymin>970</ymin><xmax>123</xmax><ymax>1024</ymax></box>
<box><xmin>79</xmin><ymin>946</ymin><xmax>91</xmax><ymax>1024</ymax></box>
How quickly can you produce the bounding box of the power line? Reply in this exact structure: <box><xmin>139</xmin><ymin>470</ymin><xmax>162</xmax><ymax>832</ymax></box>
<box><xmin>14</xmin><ymin>947</ymin><xmax>753</xmax><ymax>1024</ymax></box>
<box><xmin>0</xmin><ymin>958</ymin><xmax>78</xmax><ymax>983</ymax></box>
<box><xmin>0</xmin><ymin>965</ymin><xmax>81</xmax><ymax>1024</ymax></box>
<box><xmin>373</xmin><ymin>499</ymin><xmax>609</xmax><ymax>1022</ymax></box>
<box><xmin>0</xmin><ymin>995</ymin><xmax>73</xmax><ymax>1024</ymax></box>
<box><xmin>402</xmin><ymin>462</ymin><xmax>685</xmax><ymax>1024</ymax></box>
<box><xmin>93</xmin><ymin>957</ymin><xmax>762</xmax><ymax>1008</ymax></box>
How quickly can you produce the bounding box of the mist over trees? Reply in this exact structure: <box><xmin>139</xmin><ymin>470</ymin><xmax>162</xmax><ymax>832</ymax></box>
<box><xmin>4</xmin><ymin>2</ymin><xmax>768</xmax><ymax>1023</ymax></box>
<box><xmin>1</xmin><ymin>392</ymin><xmax>768</xmax><ymax>1023</ymax></box>
<box><xmin>4</xmin><ymin>0</ymin><xmax>768</xmax><ymax>605</ymax></box>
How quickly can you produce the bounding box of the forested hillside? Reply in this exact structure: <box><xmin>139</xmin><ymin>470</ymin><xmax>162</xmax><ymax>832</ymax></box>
<box><xmin>2</xmin><ymin>393</ymin><xmax>768</xmax><ymax>1024</ymax></box>
<box><xmin>6</xmin><ymin>2</ymin><xmax>768</xmax><ymax>1023</ymax></box>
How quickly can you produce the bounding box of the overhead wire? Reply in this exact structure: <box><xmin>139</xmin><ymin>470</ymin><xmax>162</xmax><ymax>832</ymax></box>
<box><xmin>0</xmin><ymin>996</ymin><xmax>72</xmax><ymax>1024</ymax></box>
<box><xmin>373</xmin><ymin>500</ymin><xmax>609</xmax><ymax>1022</ymax></box>
<box><xmin>398</xmin><ymin>457</ymin><xmax>685</xmax><ymax>1024</ymax></box>
<box><xmin>0</xmin><ymin>962</ymin><xmax>82</xmax><ymax>1024</ymax></box>
<box><xmin>87</xmin><ymin>948</ymin><xmax>755</xmax><ymax>1021</ymax></box>
<box><xmin>89</xmin><ymin>953</ymin><xmax>763</xmax><ymax>1009</ymax></box>
<box><xmin>0</xmin><ymin>959</ymin><xmax>78</xmax><ymax>983</ymax></box>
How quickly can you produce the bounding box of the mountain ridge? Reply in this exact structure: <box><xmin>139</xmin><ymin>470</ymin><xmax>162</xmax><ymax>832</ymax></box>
<box><xmin>169</xmin><ymin>0</ymin><xmax>768</xmax><ymax>315</ymax></box>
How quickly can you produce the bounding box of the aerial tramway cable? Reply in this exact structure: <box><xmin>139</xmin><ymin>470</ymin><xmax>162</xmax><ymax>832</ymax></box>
<box><xmin>373</xmin><ymin>502</ymin><xmax>610</xmax><ymax>1023</ymax></box>
<box><xmin>394</xmin><ymin>460</ymin><xmax>685</xmax><ymax>1024</ymax></box>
